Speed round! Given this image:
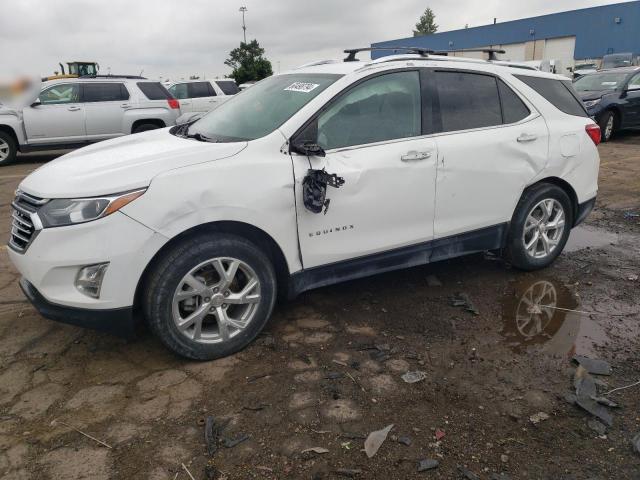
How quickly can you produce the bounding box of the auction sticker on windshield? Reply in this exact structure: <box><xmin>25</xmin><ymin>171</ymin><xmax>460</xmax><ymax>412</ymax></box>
<box><xmin>285</xmin><ymin>82</ymin><xmax>320</xmax><ymax>93</ymax></box>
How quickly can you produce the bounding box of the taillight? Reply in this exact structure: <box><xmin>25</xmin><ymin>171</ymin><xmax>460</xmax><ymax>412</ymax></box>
<box><xmin>585</xmin><ymin>123</ymin><xmax>601</xmax><ymax>146</ymax></box>
<box><xmin>167</xmin><ymin>98</ymin><xmax>180</xmax><ymax>110</ymax></box>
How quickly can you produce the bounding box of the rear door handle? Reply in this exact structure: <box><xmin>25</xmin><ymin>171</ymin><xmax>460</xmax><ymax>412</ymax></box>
<box><xmin>67</xmin><ymin>106</ymin><xmax>81</xmax><ymax>111</ymax></box>
<box><xmin>401</xmin><ymin>151</ymin><xmax>432</xmax><ymax>162</ymax></box>
<box><xmin>517</xmin><ymin>133</ymin><xmax>538</xmax><ymax>143</ymax></box>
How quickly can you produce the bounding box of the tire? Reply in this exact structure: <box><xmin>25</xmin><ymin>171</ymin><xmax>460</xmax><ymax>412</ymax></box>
<box><xmin>132</xmin><ymin>123</ymin><xmax>161</xmax><ymax>134</ymax></box>
<box><xmin>598</xmin><ymin>111</ymin><xmax>616</xmax><ymax>142</ymax></box>
<box><xmin>0</xmin><ymin>131</ymin><xmax>18</xmax><ymax>166</ymax></box>
<box><xmin>506</xmin><ymin>183</ymin><xmax>574</xmax><ymax>271</ymax></box>
<box><xmin>144</xmin><ymin>233</ymin><xmax>277</xmax><ymax>360</ymax></box>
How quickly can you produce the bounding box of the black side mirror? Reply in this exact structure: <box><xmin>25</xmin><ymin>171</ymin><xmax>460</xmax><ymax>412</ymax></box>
<box><xmin>31</xmin><ymin>99</ymin><xmax>41</xmax><ymax>107</ymax></box>
<box><xmin>291</xmin><ymin>141</ymin><xmax>326</xmax><ymax>157</ymax></box>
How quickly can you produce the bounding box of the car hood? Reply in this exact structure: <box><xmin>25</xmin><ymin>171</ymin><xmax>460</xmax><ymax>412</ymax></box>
<box><xmin>19</xmin><ymin>128</ymin><xmax>247</xmax><ymax>198</ymax></box>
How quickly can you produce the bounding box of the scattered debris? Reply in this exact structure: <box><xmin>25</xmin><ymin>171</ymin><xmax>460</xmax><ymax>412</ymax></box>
<box><xmin>573</xmin><ymin>366</ymin><xmax>614</xmax><ymax>426</ymax></box>
<box><xmin>490</xmin><ymin>474</ymin><xmax>512</xmax><ymax>480</ymax></box>
<box><xmin>450</xmin><ymin>293</ymin><xmax>479</xmax><ymax>315</ymax></box>
<box><xmin>417</xmin><ymin>459</ymin><xmax>439</xmax><ymax>471</ymax></box>
<box><xmin>633</xmin><ymin>433</ymin><xmax>640</xmax><ymax>455</ymax></box>
<box><xmin>434</xmin><ymin>428</ymin><xmax>446</xmax><ymax>441</ymax></box>
<box><xmin>572</xmin><ymin>356</ymin><xmax>612</xmax><ymax>376</ymax></box>
<box><xmin>340</xmin><ymin>432</ymin><xmax>367</xmax><ymax>440</ymax></box>
<box><xmin>223</xmin><ymin>434</ymin><xmax>250</xmax><ymax>448</ymax></box>
<box><xmin>623</xmin><ymin>211</ymin><xmax>640</xmax><ymax>219</ymax></box>
<box><xmin>345</xmin><ymin>371</ymin><xmax>366</xmax><ymax>392</ymax></box>
<box><xmin>335</xmin><ymin>468</ymin><xmax>362</xmax><ymax>478</ymax></box>
<box><xmin>204</xmin><ymin>416</ymin><xmax>221</xmax><ymax>456</ymax></box>
<box><xmin>332</xmin><ymin>359</ymin><xmax>348</xmax><ymax>367</ymax></box>
<box><xmin>529</xmin><ymin>412</ymin><xmax>550</xmax><ymax>424</ymax></box>
<box><xmin>564</xmin><ymin>393</ymin><xmax>577</xmax><ymax>405</ymax></box>
<box><xmin>325</xmin><ymin>372</ymin><xmax>346</xmax><ymax>380</ymax></box>
<box><xmin>242</xmin><ymin>403</ymin><xmax>270</xmax><ymax>411</ymax></box>
<box><xmin>426</xmin><ymin>275</ymin><xmax>443</xmax><ymax>287</ymax></box>
<box><xmin>500</xmin><ymin>454</ymin><xmax>509</xmax><ymax>463</ymax></box>
<box><xmin>401</xmin><ymin>371</ymin><xmax>428</xmax><ymax>384</ymax></box>
<box><xmin>592</xmin><ymin>396</ymin><xmax>619</xmax><ymax>408</ymax></box>
<box><xmin>588</xmin><ymin>419</ymin><xmax>608</xmax><ymax>435</ymax></box>
<box><xmin>458</xmin><ymin>465</ymin><xmax>481</xmax><ymax>480</ymax></box>
<box><xmin>605</xmin><ymin>379</ymin><xmax>640</xmax><ymax>396</ymax></box>
<box><xmin>397</xmin><ymin>435</ymin><xmax>412</xmax><ymax>446</ymax></box>
<box><xmin>204</xmin><ymin>461</ymin><xmax>223</xmax><ymax>480</ymax></box>
<box><xmin>50</xmin><ymin>419</ymin><xmax>112</xmax><ymax>449</ymax></box>
<box><xmin>628</xmin><ymin>274</ymin><xmax>638</xmax><ymax>281</ymax></box>
<box><xmin>302</xmin><ymin>447</ymin><xmax>329</xmax><ymax>454</ymax></box>
<box><xmin>182</xmin><ymin>463</ymin><xmax>196</xmax><ymax>480</ymax></box>
<box><xmin>246</xmin><ymin>372</ymin><xmax>274</xmax><ymax>383</ymax></box>
<box><xmin>364</xmin><ymin>424</ymin><xmax>394</xmax><ymax>458</ymax></box>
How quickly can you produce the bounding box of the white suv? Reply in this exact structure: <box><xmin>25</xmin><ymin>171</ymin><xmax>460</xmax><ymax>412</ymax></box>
<box><xmin>166</xmin><ymin>79</ymin><xmax>239</xmax><ymax>114</ymax></box>
<box><xmin>0</xmin><ymin>77</ymin><xmax>180</xmax><ymax>165</ymax></box>
<box><xmin>7</xmin><ymin>50</ymin><xmax>600</xmax><ymax>360</ymax></box>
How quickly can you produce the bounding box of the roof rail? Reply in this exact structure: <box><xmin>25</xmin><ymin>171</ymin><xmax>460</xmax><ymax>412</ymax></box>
<box><xmin>344</xmin><ymin>46</ymin><xmax>434</xmax><ymax>62</ymax></box>
<box><xmin>442</xmin><ymin>48</ymin><xmax>506</xmax><ymax>60</ymax></box>
<box><xmin>78</xmin><ymin>74</ymin><xmax>148</xmax><ymax>80</ymax></box>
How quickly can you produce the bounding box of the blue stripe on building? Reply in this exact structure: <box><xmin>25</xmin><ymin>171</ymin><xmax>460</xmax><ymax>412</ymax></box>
<box><xmin>371</xmin><ymin>1</ymin><xmax>640</xmax><ymax>60</ymax></box>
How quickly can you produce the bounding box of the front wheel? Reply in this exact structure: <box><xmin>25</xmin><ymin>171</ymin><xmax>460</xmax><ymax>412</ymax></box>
<box><xmin>144</xmin><ymin>233</ymin><xmax>277</xmax><ymax>360</ymax></box>
<box><xmin>0</xmin><ymin>131</ymin><xmax>17</xmax><ymax>166</ymax></box>
<box><xmin>598</xmin><ymin>111</ymin><xmax>616</xmax><ymax>142</ymax></box>
<box><xmin>506</xmin><ymin>183</ymin><xmax>573</xmax><ymax>271</ymax></box>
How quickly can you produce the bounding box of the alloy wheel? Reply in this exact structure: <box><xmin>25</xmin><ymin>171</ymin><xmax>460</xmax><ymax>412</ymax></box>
<box><xmin>515</xmin><ymin>280</ymin><xmax>557</xmax><ymax>338</ymax></box>
<box><xmin>604</xmin><ymin>114</ymin><xmax>614</xmax><ymax>140</ymax></box>
<box><xmin>0</xmin><ymin>139</ymin><xmax>9</xmax><ymax>161</ymax></box>
<box><xmin>522</xmin><ymin>198</ymin><xmax>566</xmax><ymax>259</ymax></box>
<box><xmin>171</xmin><ymin>257</ymin><xmax>261</xmax><ymax>344</ymax></box>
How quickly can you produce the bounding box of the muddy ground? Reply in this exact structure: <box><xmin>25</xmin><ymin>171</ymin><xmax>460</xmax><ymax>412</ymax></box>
<box><xmin>0</xmin><ymin>135</ymin><xmax>639</xmax><ymax>480</ymax></box>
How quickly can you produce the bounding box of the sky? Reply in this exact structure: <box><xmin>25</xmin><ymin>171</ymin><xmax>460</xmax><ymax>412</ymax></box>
<box><xmin>0</xmin><ymin>0</ymin><xmax>627</xmax><ymax>81</ymax></box>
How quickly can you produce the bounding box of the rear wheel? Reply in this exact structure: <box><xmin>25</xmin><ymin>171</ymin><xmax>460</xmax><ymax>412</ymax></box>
<box><xmin>0</xmin><ymin>131</ymin><xmax>17</xmax><ymax>166</ymax></box>
<box><xmin>144</xmin><ymin>233</ymin><xmax>277</xmax><ymax>360</ymax></box>
<box><xmin>506</xmin><ymin>183</ymin><xmax>573</xmax><ymax>271</ymax></box>
<box><xmin>598</xmin><ymin>111</ymin><xmax>616</xmax><ymax>142</ymax></box>
<box><xmin>132</xmin><ymin>123</ymin><xmax>162</xmax><ymax>134</ymax></box>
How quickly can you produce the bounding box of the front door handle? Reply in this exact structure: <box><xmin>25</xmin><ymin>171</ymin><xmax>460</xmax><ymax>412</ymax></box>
<box><xmin>120</xmin><ymin>104</ymin><xmax>131</xmax><ymax>109</ymax></box>
<box><xmin>517</xmin><ymin>133</ymin><xmax>538</xmax><ymax>143</ymax></box>
<box><xmin>67</xmin><ymin>106</ymin><xmax>81</xmax><ymax>112</ymax></box>
<box><xmin>401</xmin><ymin>151</ymin><xmax>432</xmax><ymax>162</ymax></box>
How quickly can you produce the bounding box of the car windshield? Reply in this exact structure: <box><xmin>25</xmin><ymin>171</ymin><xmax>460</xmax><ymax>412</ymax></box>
<box><xmin>185</xmin><ymin>73</ymin><xmax>342</xmax><ymax>142</ymax></box>
<box><xmin>602</xmin><ymin>54</ymin><xmax>633</xmax><ymax>69</ymax></box>
<box><xmin>573</xmin><ymin>72</ymin><xmax>629</xmax><ymax>92</ymax></box>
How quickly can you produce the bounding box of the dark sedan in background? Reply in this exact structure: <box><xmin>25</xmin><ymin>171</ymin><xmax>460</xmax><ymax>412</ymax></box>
<box><xmin>574</xmin><ymin>67</ymin><xmax>640</xmax><ymax>142</ymax></box>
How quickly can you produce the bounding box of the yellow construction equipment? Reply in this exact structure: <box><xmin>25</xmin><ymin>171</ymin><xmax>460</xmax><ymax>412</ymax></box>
<box><xmin>43</xmin><ymin>61</ymin><xmax>100</xmax><ymax>81</ymax></box>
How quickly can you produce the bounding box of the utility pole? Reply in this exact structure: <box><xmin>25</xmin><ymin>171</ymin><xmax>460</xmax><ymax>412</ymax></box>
<box><xmin>239</xmin><ymin>6</ymin><xmax>247</xmax><ymax>44</ymax></box>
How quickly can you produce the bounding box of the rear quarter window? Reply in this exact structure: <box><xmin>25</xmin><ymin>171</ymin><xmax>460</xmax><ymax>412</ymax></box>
<box><xmin>514</xmin><ymin>75</ymin><xmax>588</xmax><ymax>117</ymax></box>
<box><xmin>215</xmin><ymin>81</ymin><xmax>240</xmax><ymax>95</ymax></box>
<box><xmin>137</xmin><ymin>82</ymin><xmax>172</xmax><ymax>100</ymax></box>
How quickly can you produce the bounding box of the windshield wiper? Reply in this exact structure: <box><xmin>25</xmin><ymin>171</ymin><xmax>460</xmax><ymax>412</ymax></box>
<box><xmin>185</xmin><ymin>132</ymin><xmax>217</xmax><ymax>143</ymax></box>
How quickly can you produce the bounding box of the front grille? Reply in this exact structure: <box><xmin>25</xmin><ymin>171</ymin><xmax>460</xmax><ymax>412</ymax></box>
<box><xmin>9</xmin><ymin>191</ymin><xmax>47</xmax><ymax>253</ymax></box>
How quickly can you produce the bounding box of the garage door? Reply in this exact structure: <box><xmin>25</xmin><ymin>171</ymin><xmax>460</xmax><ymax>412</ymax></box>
<box><xmin>498</xmin><ymin>42</ymin><xmax>526</xmax><ymax>62</ymax></box>
<box><xmin>544</xmin><ymin>36</ymin><xmax>576</xmax><ymax>70</ymax></box>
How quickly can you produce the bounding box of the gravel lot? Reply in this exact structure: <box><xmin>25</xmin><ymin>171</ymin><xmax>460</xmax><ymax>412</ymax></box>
<box><xmin>1</xmin><ymin>136</ymin><xmax>639</xmax><ymax>480</ymax></box>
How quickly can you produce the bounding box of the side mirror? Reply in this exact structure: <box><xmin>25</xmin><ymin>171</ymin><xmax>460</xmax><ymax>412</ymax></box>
<box><xmin>30</xmin><ymin>99</ymin><xmax>41</xmax><ymax>107</ymax></box>
<box><xmin>291</xmin><ymin>141</ymin><xmax>326</xmax><ymax>157</ymax></box>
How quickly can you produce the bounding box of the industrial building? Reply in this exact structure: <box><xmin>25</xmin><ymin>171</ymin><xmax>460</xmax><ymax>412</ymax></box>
<box><xmin>371</xmin><ymin>1</ymin><xmax>640</xmax><ymax>73</ymax></box>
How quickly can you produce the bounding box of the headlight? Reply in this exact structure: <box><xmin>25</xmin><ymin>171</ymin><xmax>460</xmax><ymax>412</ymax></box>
<box><xmin>39</xmin><ymin>189</ymin><xmax>146</xmax><ymax>228</ymax></box>
<box><xmin>583</xmin><ymin>99</ymin><xmax>601</xmax><ymax>109</ymax></box>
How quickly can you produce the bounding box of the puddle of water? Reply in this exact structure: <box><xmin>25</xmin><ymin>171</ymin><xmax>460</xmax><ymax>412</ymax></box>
<box><xmin>500</xmin><ymin>278</ymin><xmax>609</xmax><ymax>358</ymax></box>
<box><xmin>564</xmin><ymin>225</ymin><xmax>618</xmax><ymax>253</ymax></box>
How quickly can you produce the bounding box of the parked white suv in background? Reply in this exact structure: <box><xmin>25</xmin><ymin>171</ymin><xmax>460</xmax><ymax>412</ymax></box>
<box><xmin>8</xmin><ymin>49</ymin><xmax>600</xmax><ymax>360</ymax></box>
<box><xmin>0</xmin><ymin>77</ymin><xmax>180</xmax><ymax>165</ymax></box>
<box><xmin>167</xmin><ymin>79</ymin><xmax>239</xmax><ymax>114</ymax></box>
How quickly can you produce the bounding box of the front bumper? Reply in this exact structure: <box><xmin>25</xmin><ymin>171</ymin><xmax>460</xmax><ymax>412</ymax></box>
<box><xmin>8</xmin><ymin>211</ymin><xmax>168</xmax><ymax>310</ymax></box>
<box><xmin>20</xmin><ymin>278</ymin><xmax>136</xmax><ymax>338</ymax></box>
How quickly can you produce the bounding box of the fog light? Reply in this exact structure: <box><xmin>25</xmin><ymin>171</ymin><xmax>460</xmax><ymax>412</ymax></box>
<box><xmin>75</xmin><ymin>263</ymin><xmax>109</xmax><ymax>298</ymax></box>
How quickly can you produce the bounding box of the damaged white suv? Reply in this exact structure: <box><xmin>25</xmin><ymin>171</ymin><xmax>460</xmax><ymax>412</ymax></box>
<box><xmin>8</xmin><ymin>48</ymin><xmax>600</xmax><ymax>360</ymax></box>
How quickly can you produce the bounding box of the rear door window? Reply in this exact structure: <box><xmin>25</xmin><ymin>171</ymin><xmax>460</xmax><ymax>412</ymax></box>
<box><xmin>215</xmin><ymin>81</ymin><xmax>240</xmax><ymax>95</ymax></box>
<box><xmin>168</xmin><ymin>83</ymin><xmax>189</xmax><ymax>100</ymax></box>
<box><xmin>137</xmin><ymin>82</ymin><xmax>172</xmax><ymax>100</ymax></box>
<box><xmin>188</xmin><ymin>82</ymin><xmax>215</xmax><ymax>98</ymax></box>
<box><xmin>435</xmin><ymin>71</ymin><xmax>502</xmax><ymax>132</ymax></box>
<box><xmin>82</xmin><ymin>83</ymin><xmax>129</xmax><ymax>102</ymax></box>
<box><xmin>497</xmin><ymin>80</ymin><xmax>530</xmax><ymax>124</ymax></box>
<box><xmin>515</xmin><ymin>75</ymin><xmax>588</xmax><ymax>117</ymax></box>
